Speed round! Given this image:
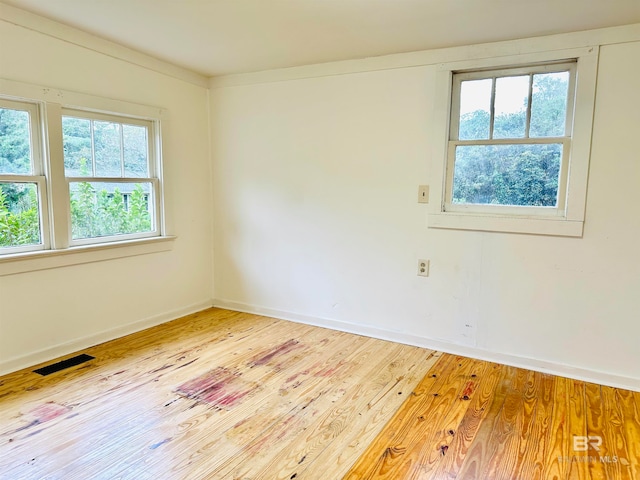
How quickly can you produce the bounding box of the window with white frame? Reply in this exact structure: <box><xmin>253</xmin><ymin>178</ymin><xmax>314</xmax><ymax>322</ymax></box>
<box><xmin>448</xmin><ymin>62</ymin><xmax>575</xmax><ymax>214</ymax></box>
<box><xmin>0</xmin><ymin>99</ymin><xmax>48</xmax><ymax>254</ymax></box>
<box><xmin>0</xmin><ymin>90</ymin><xmax>165</xmax><ymax>259</ymax></box>
<box><xmin>62</xmin><ymin>110</ymin><xmax>159</xmax><ymax>244</ymax></box>
<box><xmin>428</xmin><ymin>47</ymin><xmax>598</xmax><ymax>237</ymax></box>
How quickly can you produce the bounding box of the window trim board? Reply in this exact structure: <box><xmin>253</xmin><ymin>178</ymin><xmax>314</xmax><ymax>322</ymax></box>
<box><xmin>428</xmin><ymin>46</ymin><xmax>599</xmax><ymax>237</ymax></box>
<box><xmin>0</xmin><ymin>235</ymin><xmax>176</xmax><ymax>277</ymax></box>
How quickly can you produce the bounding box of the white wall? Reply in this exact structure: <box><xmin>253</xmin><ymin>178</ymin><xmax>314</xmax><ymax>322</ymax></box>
<box><xmin>0</xmin><ymin>16</ymin><xmax>213</xmax><ymax>373</ymax></box>
<box><xmin>211</xmin><ymin>27</ymin><xmax>640</xmax><ymax>390</ymax></box>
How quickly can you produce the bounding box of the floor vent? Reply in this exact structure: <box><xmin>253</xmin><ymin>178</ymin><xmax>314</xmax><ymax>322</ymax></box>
<box><xmin>33</xmin><ymin>354</ymin><xmax>95</xmax><ymax>376</ymax></box>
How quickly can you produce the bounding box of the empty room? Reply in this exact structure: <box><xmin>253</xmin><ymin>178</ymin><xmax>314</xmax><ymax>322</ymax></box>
<box><xmin>1</xmin><ymin>1</ymin><xmax>639</xmax><ymax>479</ymax></box>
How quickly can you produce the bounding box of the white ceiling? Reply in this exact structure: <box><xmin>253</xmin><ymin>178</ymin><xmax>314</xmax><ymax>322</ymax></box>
<box><xmin>3</xmin><ymin>0</ymin><xmax>640</xmax><ymax>77</ymax></box>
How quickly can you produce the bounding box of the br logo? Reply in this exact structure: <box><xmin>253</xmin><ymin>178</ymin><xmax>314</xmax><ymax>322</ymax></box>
<box><xmin>573</xmin><ymin>435</ymin><xmax>602</xmax><ymax>452</ymax></box>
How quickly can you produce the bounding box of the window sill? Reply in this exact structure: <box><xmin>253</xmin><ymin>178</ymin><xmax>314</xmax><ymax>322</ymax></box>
<box><xmin>0</xmin><ymin>236</ymin><xmax>176</xmax><ymax>276</ymax></box>
<box><xmin>428</xmin><ymin>212</ymin><xmax>583</xmax><ymax>237</ymax></box>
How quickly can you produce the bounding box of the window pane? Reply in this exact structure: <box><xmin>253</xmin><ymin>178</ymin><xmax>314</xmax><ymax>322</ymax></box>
<box><xmin>123</xmin><ymin>124</ymin><xmax>149</xmax><ymax>177</ymax></box>
<box><xmin>0</xmin><ymin>108</ymin><xmax>32</xmax><ymax>174</ymax></box>
<box><xmin>94</xmin><ymin>121</ymin><xmax>122</xmax><ymax>177</ymax></box>
<box><xmin>62</xmin><ymin>117</ymin><xmax>92</xmax><ymax>176</ymax></box>
<box><xmin>458</xmin><ymin>79</ymin><xmax>492</xmax><ymax>140</ymax></box>
<box><xmin>0</xmin><ymin>182</ymin><xmax>41</xmax><ymax>248</ymax></box>
<box><xmin>530</xmin><ymin>72</ymin><xmax>569</xmax><ymax>137</ymax></box>
<box><xmin>452</xmin><ymin>144</ymin><xmax>562</xmax><ymax>207</ymax></box>
<box><xmin>69</xmin><ymin>181</ymin><xmax>153</xmax><ymax>240</ymax></box>
<box><xmin>493</xmin><ymin>75</ymin><xmax>529</xmax><ymax>139</ymax></box>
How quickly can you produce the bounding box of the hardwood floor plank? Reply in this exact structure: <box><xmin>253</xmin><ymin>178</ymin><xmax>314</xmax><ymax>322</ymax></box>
<box><xmin>427</xmin><ymin>361</ymin><xmax>504</xmax><ymax>480</ymax></box>
<box><xmin>566</xmin><ymin>379</ymin><xmax>589</xmax><ymax>480</ymax></box>
<box><xmin>402</xmin><ymin>358</ymin><xmax>494</xmax><ymax>479</ymax></box>
<box><xmin>448</xmin><ymin>364</ymin><xmax>516</xmax><ymax>480</ymax></box>
<box><xmin>516</xmin><ymin>371</ymin><xmax>557</xmax><ymax>480</ymax></box>
<box><xmin>601</xmin><ymin>385</ymin><xmax>638</xmax><ymax>480</ymax></box>
<box><xmin>584</xmin><ymin>382</ymin><xmax>610</xmax><ymax>480</ymax></box>
<box><xmin>541</xmin><ymin>376</ymin><xmax>572</xmax><ymax>480</ymax></box>
<box><xmin>456</xmin><ymin>365</ymin><xmax>531</xmax><ymax>480</ymax></box>
<box><xmin>501</xmin><ymin>370</ymin><xmax>547</xmax><ymax>480</ymax></box>
<box><xmin>619</xmin><ymin>388</ymin><xmax>640</xmax><ymax>479</ymax></box>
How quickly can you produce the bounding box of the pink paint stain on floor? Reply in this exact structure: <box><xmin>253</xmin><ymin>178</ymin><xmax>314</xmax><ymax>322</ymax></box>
<box><xmin>314</xmin><ymin>359</ymin><xmax>347</xmax><ymax>378</ymax></box>
<box><xmin>176</xmin><ymin>367</ymin><xmax>254</xmax><ymax>409</ymax></box>
<box><xmin>248</xmin><ymin>339</ymin><xmax>303</xmax><ymax>367</ymax></box>
<box><xmin>30</xmin><ymin>402</ymin><xmax>71</xmax><ymax>422</ymax></box>
<box><xmin>11</xmin><ymin>402</ymin><xmax>72</xmax><ymax>434</ymax></box>
<box><xmin>285</xmin><ymin>369</ymin><xmax>310</xmax><ymax>384</ymax></box>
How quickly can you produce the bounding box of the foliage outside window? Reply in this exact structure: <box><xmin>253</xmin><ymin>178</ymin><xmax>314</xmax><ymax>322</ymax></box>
<box><xmin>0</xmin><ymin>101</ymin><xmax>45</xmax><ymax>253</ymax></box>
<box><xmin>447</xmin><ymin>62</ymin><xmax>575</xmax><ymax>215</ymax></box>
<box><xmin>428</xmin><ymin>48</ymin><xmax>598</xmax><ymax>237</ymax></box>
<box><xmin>0</xmin><ymin>96</ymin><xmax>163</xmax><ymax>256</ymax></box>
<box><xmin>0</xmin><ymin>183</ymin><xmax>40</xmax><ymax>248</ymax></box>
<box><xmin>62</xmin><ymin>112</ymin><xmax>156</xmax><ymax>243</ymax></box>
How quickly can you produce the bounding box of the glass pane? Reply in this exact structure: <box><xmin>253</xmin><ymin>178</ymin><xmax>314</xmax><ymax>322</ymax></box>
<box><xmin>0</xmin><ymin>182</ymin><xmax>41</xmax><ymax>248</ymax></box>
<box><xmin>530</xmin><ymin>71</ymin><xmax>570</xmax><ymax>137</ymax></box>
<box><xmin>94</xmin><ymin>121</ymin><xmax>122</xmax><ymax>177</ymax></box>
<box><xmin>123</xmin><ymin>124</ymin><xmax>149</xmax><ymax>177</ymax></box>
<box><xmin>452</xmin><ymin>144</ymin><xmax>562</xmax><ymax>207</ymax></box>
<box><xmin>458</xmin><ymin>78</ymin><xmax>492</xmax><ymax>140</ymax></box>
<box><xmin>0</xmin><ymin>108</ymin><xmax>32</xmax><ymax>174</ymax></box>
<box><xmin>62</xmin><ymin>117</ymin><xmax>92</xmax><ymax>176</ymax></box>
<box><xmin>69</xmin><ymin>181</ymin><xmax>153</xmax><ymax>240</ymax></box>
<box><xmin>493</xmin><ymin>75</ymin><xmax>529</xmax><ymax>139</ymax></box>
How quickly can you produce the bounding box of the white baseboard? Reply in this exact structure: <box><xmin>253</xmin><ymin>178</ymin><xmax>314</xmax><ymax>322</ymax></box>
<box><xmin>213</xmin><ymin>298</ymin><xmax>640</xmax><ymax>393</ymax></box>
<box><xmin>0</xmin><ymin>300</ymin><xmax>213</xmax><ymax>376</ymax></box>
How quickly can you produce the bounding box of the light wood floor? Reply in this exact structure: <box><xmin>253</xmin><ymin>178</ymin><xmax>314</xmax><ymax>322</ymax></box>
<box><xmin>0</xmin><ymin>308</ymin><xmax>638</xmax><ymax>480</ymax></box>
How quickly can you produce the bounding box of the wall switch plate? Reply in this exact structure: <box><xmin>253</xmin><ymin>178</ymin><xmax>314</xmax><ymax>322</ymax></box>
<box><xmin>418</xmin><ymin>185</ymin><xmax>429</xmax><ymax>203</ymax></box>
<box><xmin>418</xmin><ymin>259</ymin><xmax>430</xmax><ymax>277</ymax></box>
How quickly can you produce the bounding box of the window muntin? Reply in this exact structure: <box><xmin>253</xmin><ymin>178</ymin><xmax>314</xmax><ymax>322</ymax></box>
<box><xmin>62</xmin><ymin>110</ymin><xmax>159</xmax><ymax>244</ymax></box>
<box><xmin>446</xmin><ymin>62</ymin><xmax>576</xmax><ymax>214</ymax></box>
<box><xmin>0</xmin><ymin>100</ymin><xmax>47</xmax><ymax>254</ymax></box>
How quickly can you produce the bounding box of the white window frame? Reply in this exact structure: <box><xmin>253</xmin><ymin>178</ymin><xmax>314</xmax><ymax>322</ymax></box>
<box><xmin>0</xmin><ymin>98</ymin><xmax>50</xmax><ymax>254</ymax></box>
<box><xmin>0</xmin><ymin>79</ymin><xmax>173</xmax><ymax>276</ymax></box>
<box><xmin>428</xmin><ymin>47</ymin><xmax>599</xmax><ymax>237</ymax></box>
<box><xmin>62</xmin><ymin>108</ymin><xmax>162</xmax><ymax>246</ymax></box>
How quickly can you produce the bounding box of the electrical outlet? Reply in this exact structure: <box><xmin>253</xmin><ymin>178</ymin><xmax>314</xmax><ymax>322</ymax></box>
<box><xmin>418</xmin><ymin>185</ymin><xmax>429</xmax><ymax>204</ymax></box>
<box><xmin>418</xmin><ymin>259</ymin><xmax>429</xmax><ymax>277</ymax></box>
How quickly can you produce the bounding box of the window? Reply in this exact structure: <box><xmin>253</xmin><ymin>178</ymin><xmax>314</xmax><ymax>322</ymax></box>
<box><xmin>449</xmin><ymin>62</ymin><xmax>574</xmax><ymax>213</ymax></box>
<box><xmin>0</xmin><ymin>81</ymin><xmax>168</xmax><ymax>267</ymax></box>
<box><xmin>62</xmin><ymin>111</ymin><xmax>159</xmax><ymax>244</ymax></box>
<box><xmin>429</xmin><ymin>47</ymin><xmax>599</xmax><ymax>237</ymax></box>
<box><xmin>0</xmin><ymin>99</ymin><xmax>48</xmax><ymax>254</ymax></box>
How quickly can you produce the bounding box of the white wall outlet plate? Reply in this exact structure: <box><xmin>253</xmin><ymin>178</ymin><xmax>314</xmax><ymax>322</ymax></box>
<box><xmin>418</xmin><ymin>259</ymin><xmax>429</xmax><ymax>277</ymax></box>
